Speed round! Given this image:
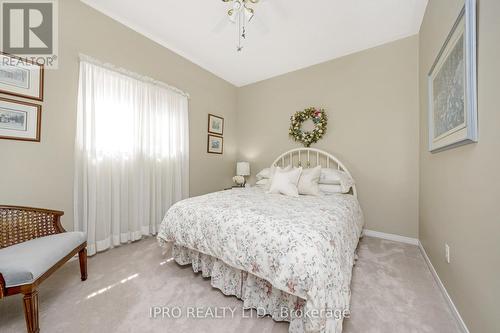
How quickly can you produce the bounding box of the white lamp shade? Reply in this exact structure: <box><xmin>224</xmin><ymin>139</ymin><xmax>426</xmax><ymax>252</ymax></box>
<box><xmin>236</xmin><ymin>162</ymin><xmax>250</xmax><ymax>176</ymax></box>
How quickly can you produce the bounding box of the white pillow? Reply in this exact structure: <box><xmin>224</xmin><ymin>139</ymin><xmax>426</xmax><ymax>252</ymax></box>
<box><xmin>255</xmin><ymin>179</ymin><xmax>269</xmax><ymax>187</ymax></box>
<box><xmin>319</xmin><ymin>169</ymin><xmax>355</xmax><ymax>193</ymax></box>
<box><xmin>267</xmin><ymin>167</ymin><xmax>302</xmax><ymax>197</ymax></box>
<box><xmin>256</xmin><ymin>168</ymin><xmax>272</xmax><ymax>180</ymax></box>
<box><xmin>337</xmin><ymin>172</ymin><xmax>355</xmax><ymax>193</ymax></box>
<box><xmin>297</xmin><ymin>166</ymin><xmax>321</xmax><ymax>196</ymax></box>
<box><xmin>319</xmin><ymin>169</ymin><xmax>342</xmax><ymax>184</ymax></box>
<box><xmin>256</xmin><ymin>165</ymin><xmax>291</xmax><ymax>180</ymax></box>
<box><xmin>319</xmin><ymin>184</ymin><xmax>344</xmax><ymax>195</ymax></box>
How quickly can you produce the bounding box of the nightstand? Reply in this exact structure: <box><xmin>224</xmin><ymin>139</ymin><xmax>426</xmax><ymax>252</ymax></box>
<box><xmin>224</xmin><ymin>186</ymin><xmax>245</xmax><ymax>190</ymax></box>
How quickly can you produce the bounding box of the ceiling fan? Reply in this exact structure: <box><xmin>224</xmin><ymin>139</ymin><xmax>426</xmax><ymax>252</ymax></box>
<box><xmin>223</xmin><ymin>0</ymin><xmax>259</xmax><ymax>23</ymax></box>
<box><xmin>221</xmin><ymin>0</ymin><xmax>260</xmax><ymax>51</ymax></box>
<box><xmin>216</xmin><ymin>0</ymin><xmax>287</xmax><ymax>52</ymax></box>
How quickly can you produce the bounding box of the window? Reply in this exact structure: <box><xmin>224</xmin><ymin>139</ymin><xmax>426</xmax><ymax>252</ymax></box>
<box><xmin>74</xmin><ymin>57</ymin><xmax>189</xmax><ymax>255</ymax></box>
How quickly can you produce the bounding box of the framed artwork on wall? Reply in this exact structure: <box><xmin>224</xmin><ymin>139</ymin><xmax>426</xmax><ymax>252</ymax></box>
<box><xmin>0</xmin><ymin>97</ymin><xmax>42</xmax><ymax>142</ymax></box>
<box><xmin>0</xmin><ymin>53</ymin><xmax>44</xmax><ymax>101</ymax></box>
<box><xmin>208</xmin><ymin>114</ymin><xmax>224</xmax><ymax>135</ymax></box>
<box><xmin>207</xmin><ymin>134</ymin><xmax>223</xmax><ymax>154</ymax></box>
<box><xmin>427</xmin><ymin>0</ymin><xmax>477</xmax><ymax>153</ymax></box>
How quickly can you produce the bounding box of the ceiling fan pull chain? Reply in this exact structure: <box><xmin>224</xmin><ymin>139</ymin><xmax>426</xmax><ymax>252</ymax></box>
<box><xmin>223</xmin><ymin>0</ymin><xmax>257</xmax><ymax>51</ymax></box>
<box><xmin>237</xmin><ymin>9</ymin><xmax>243</xmax><ymax>51</ymax></box>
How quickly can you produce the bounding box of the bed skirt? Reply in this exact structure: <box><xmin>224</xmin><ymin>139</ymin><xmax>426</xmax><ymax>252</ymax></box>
<box><xmin>170</xmin><ymin>244</ymin><xmax>344</xmax><ymax>333</ymax></box>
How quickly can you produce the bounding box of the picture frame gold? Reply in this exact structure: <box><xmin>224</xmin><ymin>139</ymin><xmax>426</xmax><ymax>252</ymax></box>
<box><xmin>0</xmin><ymin>52</ymin><xmax>44</xmax><ymax>101</ymax></box>
<box><xmin>208</xmin><ymin>114</ymin><xmax>224</xmax><ymax>136</ymax></box>
<box><xmin>0</xmin><ymin>97</ymin><xmax>42</xmax><ymax>142</ymax></box>
<box><xmin>207</xmin><ymin>134</ymin><xmax>223</xmax><ymax>154</ymax></box>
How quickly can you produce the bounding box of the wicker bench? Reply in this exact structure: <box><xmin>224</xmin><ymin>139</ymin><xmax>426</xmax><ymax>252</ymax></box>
<box><xmin>0</xmin><ymin>206</ymin><xmax>87</xmax><ymax>333</ymax></box>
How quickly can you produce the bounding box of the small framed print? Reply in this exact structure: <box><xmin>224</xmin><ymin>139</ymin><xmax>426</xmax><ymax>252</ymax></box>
<box><xmin>208</xmin><ymin>114</ymin><xmax>224</xmax><ymax>135</ymax></box>
<box><xmin>0</xmin><ymin>97</ymin><xmax>41</xmax><ymax>142</ymax></box>
<box><xmin>0</xmin><ymin>52</ymin><xmax>44</xmax><ymax>101</ymax></box>
<box><xmin>207</xmin><ymin>134</ymin><xmax>223</xmax><ymax>154</ymax></box>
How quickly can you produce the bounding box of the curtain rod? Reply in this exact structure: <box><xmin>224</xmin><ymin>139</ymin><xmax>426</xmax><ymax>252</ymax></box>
<box><xmin>78</xmin><ymin>53</ymin><xmax>190</xmax><ymax>98</ymax></box>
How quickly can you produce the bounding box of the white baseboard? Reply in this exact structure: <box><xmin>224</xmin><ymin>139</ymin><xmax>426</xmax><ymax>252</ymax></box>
<box><xmin>363</xmin><ymin>229</ymin><xmax>419</xmax><ymax>245</ymax></box>
<box><xmin>418</xmin><ymin>241</ymin><xmax>470</xmax><ymax>333</ymax></box>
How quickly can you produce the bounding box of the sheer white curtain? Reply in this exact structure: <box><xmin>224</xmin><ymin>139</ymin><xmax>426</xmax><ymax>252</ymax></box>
<box><xmin>74</xmin><ymin>57</ymin><xmax>189</xmax><ymax>256</ymax></box>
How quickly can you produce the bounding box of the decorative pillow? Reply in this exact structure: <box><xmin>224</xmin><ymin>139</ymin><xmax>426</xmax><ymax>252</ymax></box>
<box><xmin>297</xmin><ymin>166</ymin><xmax>321</xmax><ymax>196</ymax></box>
<box><xmin>267</xmin><ymin>167</ymin><xmax>303</xmax><ymax>197</ymax></box>
<box><xmin>319</xmin><ymin>184</ymin><xmax>344</xmax><ymax>195</ymax></box>
<box><xmin>257</xmin><ymin>165</ymin><xmax>293</xmax><ymax>190</ymax></box>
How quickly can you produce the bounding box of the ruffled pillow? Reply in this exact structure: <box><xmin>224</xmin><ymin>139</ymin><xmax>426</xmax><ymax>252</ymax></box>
<box><xmin>319</xmin><ymin>184</ymin><xmax>344</xmax><ymax>195</ymax></box>
<box><xmin>337</xmin><ymin>171</ymin><xmax>355</xmax><ymax>193</ymax></box>
<box><xmin>319</xmin><ymin>169</ymin><xmax>355</xmax><ymax>193</ymax></box>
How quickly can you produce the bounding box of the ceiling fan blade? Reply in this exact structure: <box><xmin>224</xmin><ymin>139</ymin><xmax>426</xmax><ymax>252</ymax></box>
<box><xmin>252</xmin><ymin>12</ymin><xmax>270</xmax><ymax>34</ymax></box>
<box><xmin>260</xmin><ymin>0</ymin><xmax>288</xmax><ymax>19</ymax></box>
<box><xmin>212</xmin><ymin>15</ymin><xmax>231</xmax><ymax>33</ymax></box>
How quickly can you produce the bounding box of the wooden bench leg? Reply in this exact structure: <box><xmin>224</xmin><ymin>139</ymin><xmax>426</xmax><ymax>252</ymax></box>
<box><xmin>0</xmin><ymin>273</ymin><xmax>5</xmax><ymax>299</ymax></box>
<box><xmin>79</xmin><ymin>247</ymin><xmax>88</xmax><ymax>281</ymax></box>
<box><xmin>23</xmin><ymin>290</ymin><xmax>40</xmax><ymax>333</ymax></box>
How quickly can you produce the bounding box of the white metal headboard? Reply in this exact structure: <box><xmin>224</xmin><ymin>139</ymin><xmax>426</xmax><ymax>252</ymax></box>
<box><xmin>272</xmin><ymin>148</ymin><xmax>357</xmax><ymax>197</ymax></box>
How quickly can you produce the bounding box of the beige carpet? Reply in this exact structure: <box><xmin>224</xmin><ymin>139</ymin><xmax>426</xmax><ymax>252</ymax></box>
<box><xmin>0</xmin><ymin>236</ymin><xmax>460</xmax><ymax>333</ymax></box>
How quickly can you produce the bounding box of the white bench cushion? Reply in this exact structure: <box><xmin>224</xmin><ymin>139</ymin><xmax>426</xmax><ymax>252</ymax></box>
<box><xmin>0</xmin><ymin>232</ymin><xmax>86</xmax><ymax>287</ymax></box>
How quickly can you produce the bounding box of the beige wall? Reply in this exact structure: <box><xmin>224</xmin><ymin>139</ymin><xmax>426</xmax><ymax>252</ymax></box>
<box><xmin>237</xmin><ymin>36</ymin><xmax>420</xmax><ymax>238</ymax></box>
<box><xmin>419</xmin><ymin>1</ymin><xmax>500</xmax><ymax>332</ymax></box>
<box><xmin>0</xmin><ymin>0</ymin><xmax>237</xmax><ymax>230</ymax></box>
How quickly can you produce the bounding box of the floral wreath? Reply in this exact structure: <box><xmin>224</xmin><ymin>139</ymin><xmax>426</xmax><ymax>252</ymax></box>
<box><xmin>289</xmin><ymin>107</ymin><xmax>328</xmax><ymax>147</ymax></box>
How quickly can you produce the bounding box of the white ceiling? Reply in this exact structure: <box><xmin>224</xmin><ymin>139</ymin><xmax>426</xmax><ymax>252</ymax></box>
<box><xmin>80</xmin><ymin>0</ymin><xmax>428</xmax><ymax>87</ymax></box>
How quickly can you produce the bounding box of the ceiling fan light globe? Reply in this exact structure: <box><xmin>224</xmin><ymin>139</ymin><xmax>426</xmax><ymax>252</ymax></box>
<box><xmin>233</xmin><ymin>1</ymin><xmax>242</xmax><ymax>11</ymax></box>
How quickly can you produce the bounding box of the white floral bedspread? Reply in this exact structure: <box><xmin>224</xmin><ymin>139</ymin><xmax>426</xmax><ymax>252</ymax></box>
<box><xmin>158</xmin><ymin>188</ymin><xmax>364</xmax><ymax>333</ymax></box>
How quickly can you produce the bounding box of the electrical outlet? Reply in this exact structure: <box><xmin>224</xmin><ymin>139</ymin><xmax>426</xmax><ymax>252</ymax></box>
<box><xmin>445</xmin><ymin>243</ymin><xmax>450</xmax><ymax>264</ymax></box>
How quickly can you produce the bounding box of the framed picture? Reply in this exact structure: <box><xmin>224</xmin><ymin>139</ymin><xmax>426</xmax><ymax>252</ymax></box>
<box><xmin>0</xmin><ymin>97</ymin><xmax>42</xmax><ymax>142</ymax></box>
<box><xmin>207</xmin><ymin>134</ymin><xmax>223</xmax><ymax>154</ymax></box>
<box><xmin>208</xmin><ymin>114</ymin><xmax>224</xmax><ymax>135</ymax></box>
<box><xmin>0</xmin><ymin>52</ymin><xmax>44</xmax><ymax>101</ymax></box>
<box><xmin>427</xmin><ymin>0</ymin><xmax>477</xmax><ymax>153</ymax></box>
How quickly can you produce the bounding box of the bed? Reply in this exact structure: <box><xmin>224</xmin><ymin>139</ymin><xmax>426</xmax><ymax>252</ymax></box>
<box><xmin>157</xmin><ymin>148</ymin><xmax>364</xmax><ymax>333</ymax></box>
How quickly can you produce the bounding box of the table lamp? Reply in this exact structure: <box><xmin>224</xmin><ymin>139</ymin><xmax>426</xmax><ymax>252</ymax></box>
<box><xmin>236</xmin><ymin>162</ymin><xmax>250</xmax><ymax>187</ymax></box>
